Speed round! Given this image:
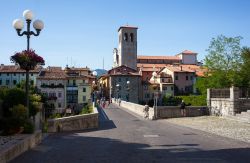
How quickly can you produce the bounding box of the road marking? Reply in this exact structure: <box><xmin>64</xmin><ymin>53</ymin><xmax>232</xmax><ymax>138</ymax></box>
<box><xmin>143</xmin><ymin>134</ymin><xmax>159</xmax><ymax>138</ymax></box>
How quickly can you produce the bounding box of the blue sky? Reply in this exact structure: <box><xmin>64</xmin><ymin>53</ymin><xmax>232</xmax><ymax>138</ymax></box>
<box><xmin>1</xmin><ymin>0</ymin><xmax>250</xmax><ymax>70</ymax></box>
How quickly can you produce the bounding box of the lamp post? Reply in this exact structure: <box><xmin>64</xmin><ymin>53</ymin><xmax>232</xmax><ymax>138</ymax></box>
<box><xmin>92</xmin><ymin>71</ymin><xmax>97</xmax><ymax>105</ymax></box>
<box><xmin>116</xmin><ymin>84</ymin><xmax>120</xmax><ymax>100</ymax></box>
<box><xmin>152</xmin><ymin>71</ymin><xmax>158</xmax><ymax>119</ymax></box>
<box><xmin>13</xmin><ymin>10</ymin><xmax>44</xmax><ymax>115</ymax></box>
<box><xmin>126</xmin><ymin>80</ymin><xmax>130</xmax><ymax>102</ymax></box>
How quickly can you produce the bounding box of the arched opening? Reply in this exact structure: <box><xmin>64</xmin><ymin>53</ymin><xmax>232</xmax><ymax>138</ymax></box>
<box><xmin>124</xmin><ymin>33</ymin><xmax>128</xmax><ymax>41</ymax></box>
<box><xmin>130</xmin><ymin>33</ymin><xmax>134</xmax><ymax>42</ymax></box>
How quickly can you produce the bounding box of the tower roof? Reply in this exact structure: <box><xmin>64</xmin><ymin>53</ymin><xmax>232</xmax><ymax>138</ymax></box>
<box><xmin>118</xmin><ymin>25</ymin><xmax>138</xmax><ymax>32</ymax></box>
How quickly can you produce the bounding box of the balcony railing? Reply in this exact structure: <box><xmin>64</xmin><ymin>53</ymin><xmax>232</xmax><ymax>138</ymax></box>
<box><xmin>41</xmin><ymin>83</ymin><xmax>64</xmax><ymax>88</ymax></box>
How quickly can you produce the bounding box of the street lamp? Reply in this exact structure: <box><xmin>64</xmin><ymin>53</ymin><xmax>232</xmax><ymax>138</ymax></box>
<box><xmin>152</xmin><ymin>71</ymin><xmax>158</xmax><ymax>119</ymax></box>
<box><xmin>13</xmin><ymin>10</ymin><xmax>44</xmax><ymax>114</ymax></box>
<box><xmin>116</xmin><ymin>84</ymin><xmax>120</xmax><ymax>100</ymax></box>
<box><xmin>126</xmin><ymin>80</ymin><xmax>130</xmax><ymax>102</ymax></box>
<box><xmin>13</xmin><ymin>10</ymin><xmax>44</xmax><ymax>50</ymax></box>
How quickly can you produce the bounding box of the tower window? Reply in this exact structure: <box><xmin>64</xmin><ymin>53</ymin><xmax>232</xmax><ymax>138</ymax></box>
<box><xmin>124</xmin><ymin>33</ymin><xmax>128</xmax><ymax>41</ymax></box>
<box><xmin>130</xmin><ymin>33</ymin><xmax>134</xmax><ymax>42</ymax></box>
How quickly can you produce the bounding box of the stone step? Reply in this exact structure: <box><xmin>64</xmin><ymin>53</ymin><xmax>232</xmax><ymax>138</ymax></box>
<box><xmin>235</xmin><ymin>115</ymin><xmax>250</xmax><ymax>123</ymax></box>
<box><xmin>240</xmin><ymin>111</ymin><xmax>250</xmax><ymax>116</ymax></box>
<box><xmin>225</xmin><ymin>115</ymin><xmax>250</xmax><ymax>123</ymax></box>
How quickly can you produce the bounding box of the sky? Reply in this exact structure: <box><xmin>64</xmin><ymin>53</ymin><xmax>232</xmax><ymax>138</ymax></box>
<box><xmin>0</xmin><ymin>0</ymin><xmax>250</xmax><ymax>70</ymax></box>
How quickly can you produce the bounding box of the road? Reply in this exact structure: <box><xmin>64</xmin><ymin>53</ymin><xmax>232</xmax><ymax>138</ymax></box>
<box><xmin>12</xmin><ymin>104</ymin><xmax>250</xmax><ymax>163</ymax></box>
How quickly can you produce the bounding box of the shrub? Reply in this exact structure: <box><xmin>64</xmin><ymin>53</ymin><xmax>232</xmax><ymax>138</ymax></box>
<box><xmin>162</xmin><ymin>95</ymin><xmax>182</xmax><ymax>106</ymax></box>
<box><xmin>49</xmin><ymin>113</ymin><xmax>62</xmax><ymax>119</ymax></box>
<box><xmin>10</xmin><ymin>104</ymin><xmax>27</xmax><ymax>120</ymax></box>
<box><xmin>42</xmin><ymin>121</ymin><xmax>48</xmax><ymax>133</ymax></box>
<box><xmin>2</xmin><ymin>88</ymin><xmax>26</xmax><ymax>117</ymax></box>
<box><xmin>80</xmin><ymin>104</ymin><xmax>93</xmax><ymax>114</ymax></box>
<box><xmin>23</xmin><ymin>120</ymin><xmax>34</xmax><ymax>134</ymax></box>
<box><xmin>1</xmin><ymin>117</ymin><xmax>24</xmax><ymax>135</ymax></box>
<box><xmin>176</xmin><ymin>95</ymin><xmax>207</xmax><ymax>106</ymax></box>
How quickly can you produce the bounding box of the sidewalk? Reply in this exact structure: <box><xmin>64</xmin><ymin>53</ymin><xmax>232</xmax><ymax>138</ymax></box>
<box><xmin>163</xmin><ymin>116</ymin><xmax>250</xmax><ymax>143</ymax></box>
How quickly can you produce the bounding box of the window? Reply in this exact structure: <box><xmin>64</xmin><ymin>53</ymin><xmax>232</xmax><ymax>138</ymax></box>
<box><xmin>124</xmin><ymin>33</ymin><xmax>128</xmax><ymax>41</ymax></box>
<box><xmin>13</xmin><ymin>80</ymin><xmax>17</xmax><ymax>85</ymax></box>
<box><xmin>130</xmin><ymin>33</ymin><xmax>134</xmax><ymax>42</ymax></box>
<box><xmin>14</xmin><ymin>73</ymin><xmax>16</xmax><ymax>76</ymax></box>
<box><xmin>0</xmin><ymin>73</ymin><xmax>1</xmax><ymax>76</ymax></box>
<box><xmin>22</xmin><ymin>73</ymin><xmax>25</xmax><ymax>76</ymax></box>
<box><xmin>73</xmin><ymin>80</ymin><xmax>76</xmax><ymax>86</ymax></box>
<box><xmin>58</xmin><ymin>92</ymin><xmax>62</xmax><ymax>98</ymax></box>
<box><xmin>7</xmin><ymin>73</ymin><xmax>9</xmax><ymax>76</ymax></box>
<box><xmin>145</xmin><ymin>93</ymin><xmax>150</xmax><ymax>99</ymax></box>
<box><xmin>191</xmin><ymin>76</ymin><xmax>193</xmax><ymax>80</ymax></box>
<box><xmin>31</xmin><ymin>73</ymin><xmax>33</xmax><ymax>76</ymax></box>
<box><xmin>82</xmin><ymin>80</ymin><xmax>85</xmax><ymax>83</ymax></box>
<box><xmin>83</xmin><ymin>87</ymin><xmax>86</xmax><ymax>92</ymax></box>
<box><xmin>161</xmin><ymin>79</ymin><xmax>164</xmax><ymax>82</ymax></box>
<box><xmin>171</xmin><ymin>86</ymin><xmax>173</xmax><ymax>91</ymax></box>
<box><xmin>175</xmin><ymin>75</ymin><xmax>178</xmax><ymax>80</ymax></box>
<box><xmin>0</xmin><ymin>80</ymin><xmax>2</xmax><ymax>85</ymax></box>
<box><xmin>58</xmin><ymin>103</ymin><xmax>61</xmax><ymax>108</ymax></box>
<box><xmin>186</xmin><ymin>76</ymin><xmax>188</xmax><ymax>80</ymax></box>
<box><xmin>67</xmin><ymin>80</ymin><xmax>70</xmax><ymax>84</ymax></box>
<box><xmin>118</xmin><ymin>78</ymin><xmax>121</xmax><ymax>82</ymax></box>
<box><xmin>6</xmin><ymin>80</ymin><xmax>10</xmax><ymax>85</ymax></box>
<box><xmin>83</xmin><ymin>96</ymin><xmax>86</xmax><ymax>102</ymax></box>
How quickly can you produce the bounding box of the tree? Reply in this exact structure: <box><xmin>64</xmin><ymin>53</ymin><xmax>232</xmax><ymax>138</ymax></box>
<box><xmin>204</xmin><ymin>35</ymin><xmax>243</xmax><ymax>87</ymax></box>
<box><xmin>2</xmin><ymin>88</ymin><xmax>26</xmax><ymax>117</ymax></box>
<box><xmin>238</xmin><ymin>47</ymin><xmax>250</xmax><ymax>87</ymax></box>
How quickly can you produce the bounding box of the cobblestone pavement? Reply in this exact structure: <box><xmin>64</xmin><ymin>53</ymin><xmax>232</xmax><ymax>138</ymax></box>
<box><xmin>163</xmin><ymin>116</ymin><xmax>250</xmax><ymax>143</ymax></box>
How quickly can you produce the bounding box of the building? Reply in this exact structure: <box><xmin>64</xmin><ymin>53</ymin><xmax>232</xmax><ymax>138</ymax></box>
<box><xmin>36</xmin><ymin>67</ymin><xmax>66</xmax><ymax>113</ymax></box>
<box><xmin>108</xmin><ymin>65</ymin><xmax>142</xmax><ymax>103</ymax></box>
<box><xmin>65</xmin><ymin>66</ymin><xmax>95</xmax><ymax>109</ymax></box>
<box><xmin>113</xmin><ymin>26</ymin><xmax>138</xmax><ymax>70</ymax></box>
<box><xmin>0</xmin><ymin>64</ymin><xmax>41</xmax><ymax>88</ymax></box>
<box><xmin>102</xmin><ymin>25</ymin><xmax>206</xmax><ymax>104</ymax></box>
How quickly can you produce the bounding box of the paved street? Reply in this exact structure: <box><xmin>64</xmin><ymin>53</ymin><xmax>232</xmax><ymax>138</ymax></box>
<box><xmin>12</xmin><ymin>104</ymin><xmax>250</xmax><ymax>163</ymax></box>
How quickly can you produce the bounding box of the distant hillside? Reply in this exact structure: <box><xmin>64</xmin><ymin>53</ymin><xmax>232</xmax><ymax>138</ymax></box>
<box><xmin>95</xmin><ymin>69</ymin><xmax>107</xmax><ymax>77</ymax></box>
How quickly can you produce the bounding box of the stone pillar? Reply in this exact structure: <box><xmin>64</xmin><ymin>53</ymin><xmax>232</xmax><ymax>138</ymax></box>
<box><xmin>230</xmin><ymin>86</ymin><xmax>239</xmax><ymax>115</ymax></box>
<box><xmin>207</xmin><ymin>89</ymin><xmax>211</xmax><ymax>114</ymax></box>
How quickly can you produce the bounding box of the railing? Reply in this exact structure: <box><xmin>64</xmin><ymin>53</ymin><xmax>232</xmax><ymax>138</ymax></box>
<box><xmin>210</xmin><ymin>88</ymin><xmax>230</xmax><ymax>98</ymax></box>
<box><xmin>239</xmin><ymin>87</ymin><xmax>250</xmax><ymax>99</ymax></box>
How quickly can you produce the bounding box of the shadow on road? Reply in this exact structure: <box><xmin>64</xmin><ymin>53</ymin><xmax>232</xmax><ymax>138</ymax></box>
<box><xmin>11</xmin><ymin>133</ymin><xmax>250</xmax><ymax>163</ymax></box>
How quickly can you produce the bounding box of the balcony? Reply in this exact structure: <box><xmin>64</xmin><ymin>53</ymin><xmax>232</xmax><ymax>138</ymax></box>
<box><xmin>41</xmin><ymin>83</ymin><xmax>64</xmax><ymax>88</ymax></box>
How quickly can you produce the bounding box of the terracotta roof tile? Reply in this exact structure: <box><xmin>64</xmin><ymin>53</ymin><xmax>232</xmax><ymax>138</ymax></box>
<box><xmin>178</xmin><ymin>50</ymin><xmax>197</xmax><ymax>55</ymax></box>
<box><xmin>37</xmin><ymin>68</ymin><xmax>66</xmax><ymax>80</ymax></box>
<box><xmin>0</xmin><ymin>65</ymin><xmax>41</xmax><ymax>73</ymax></box>
<box><xmin>138</xmin><ymin>55</ymin><xmax>181</xmax><ymax>60</ymax></box>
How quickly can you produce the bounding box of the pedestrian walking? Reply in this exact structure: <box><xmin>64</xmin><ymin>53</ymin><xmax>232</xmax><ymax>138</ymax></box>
<box><xmin>180</xmin><ymin>100</ymin><xmax>186</xmax><ymax>117</ymax></box>
<box><xmin>144</xmin><ymin>104</ymin><xmax>149</xmax><ymax>119</ymax></box>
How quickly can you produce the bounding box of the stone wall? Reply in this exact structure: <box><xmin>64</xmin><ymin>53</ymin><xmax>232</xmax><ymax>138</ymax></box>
<box><xmin>157</xmin><ymin>106</ymin><xmax>208</xmax><ymax>118</ymax></box>
<box><xmin>114</xmin><ymin>99</ymin><xmax>208</xmax><ymax>120</ymax></box>
<box><xmin>115</xmin><ymin>99</ymin><xmax>155</xmax><ymax>119</ymax></box>
<box><xmin>207</xmin><ymin>87</ymin><xmax>250</xmax><ymax>116</ymax></box>
<box><xmin>47</xmin><ymin>107</ymin><xmax>98</xmax><ymax>132</ymax></box>
<box><xmin>0</xmin><ymin>131</ymin><xmax>42</xmax><ymax>163</ymax></box>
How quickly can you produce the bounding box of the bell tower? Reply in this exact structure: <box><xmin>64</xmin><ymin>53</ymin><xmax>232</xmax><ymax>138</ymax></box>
<box><xmin>117</xmin><ymin>26</ymin><xmax>138</xmax><ymax>70</ymax></box>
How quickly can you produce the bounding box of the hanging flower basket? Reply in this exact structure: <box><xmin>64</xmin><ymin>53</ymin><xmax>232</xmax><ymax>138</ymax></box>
<box><xmin>10</xmin><ymin>49</ymin><xmax>45</xmax><ymax>71</ymax></box>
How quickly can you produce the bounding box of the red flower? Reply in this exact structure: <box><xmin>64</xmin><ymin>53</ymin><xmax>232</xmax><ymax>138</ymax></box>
<box><xmin>10</xmin><ymin>49</ymin><xmax>45</xmax><ymax>70</ymax></box>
